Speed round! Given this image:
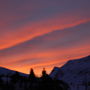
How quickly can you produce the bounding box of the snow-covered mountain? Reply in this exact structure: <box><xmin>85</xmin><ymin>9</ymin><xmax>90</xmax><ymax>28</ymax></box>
<box><xmin>0</xmin><ymin>67</ymin><xmax>28</xmax><ymax>84</ymax></box>
<box><xmin>50</xmin><ymin>55</ymin><xmax>90</xmax><ymax>90</ymax></box>
<box><xmin>0</xmin><ymin>67</ymin><xmax>28</xmax><ymax>77</ymax></box>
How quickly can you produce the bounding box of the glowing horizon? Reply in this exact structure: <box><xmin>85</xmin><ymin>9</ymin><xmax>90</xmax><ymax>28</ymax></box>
<box><xmin>0</xmin><ymin>0</ymin><xmax>90</xmax><ymax>76</ymax></box>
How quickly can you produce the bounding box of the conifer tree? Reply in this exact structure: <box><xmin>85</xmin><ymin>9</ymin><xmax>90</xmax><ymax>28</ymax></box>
<box><xmin>29</xmin><ymin>68</ymin><xmax>36</xmax><ymax>80</ymax></box>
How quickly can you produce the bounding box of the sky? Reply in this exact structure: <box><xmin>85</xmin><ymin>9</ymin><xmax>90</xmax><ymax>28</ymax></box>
<box><xmin>0</xmin><ymin>0</ymin><xmax>90</xmax><ymax>76</ymax></box>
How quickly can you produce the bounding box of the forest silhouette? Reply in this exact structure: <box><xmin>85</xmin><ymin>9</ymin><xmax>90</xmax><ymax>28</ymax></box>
<box><xmin>0</xmin><ymin>68</ymin><xmax>69</xmax><ymax>90</ymax></box>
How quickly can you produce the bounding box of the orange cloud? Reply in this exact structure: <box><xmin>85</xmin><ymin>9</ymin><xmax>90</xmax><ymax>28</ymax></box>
<box><xmin>0</xmin><ymin>41</ymin><xmax>90</xmax><ymax>75</ymax></box>
<box><xmin>0</xmin><ymin>15</ymin><xmax>89</xmax><ymax>50</ymax></box>
<box><xmin>0</xmin><ymin>0</ymin><xmax>90</xmax><ymax>76</ymax></box>
<box><xmin>0</xmin><ymin>21</ymin><xmax>90</xmax><ymax>76</ymax></box>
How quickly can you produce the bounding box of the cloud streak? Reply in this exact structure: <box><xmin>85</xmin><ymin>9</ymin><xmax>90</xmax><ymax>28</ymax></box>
<box><xmin>0</xmin><ymin>21</ymin><xmax>90</xmax><ymax>75</ymax></box>
<box><xmin>0</xmin><ymin>0</ymin><xmax>90</xmax><ymax>75</ymax></box>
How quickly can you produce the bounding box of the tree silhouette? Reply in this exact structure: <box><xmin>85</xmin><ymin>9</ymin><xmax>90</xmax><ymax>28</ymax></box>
<box><xmin>41</xmin><ymin>68</ymin><xmax>49</xmax><ymax>79</ymax></box>
<box><xmin>28</xmin><ymin>68</ymin><xmax>36</xmax><ymax>81</ymax></box>
<box><xmin>28</xmin><ymin>68</ymin><xmax>38</xmax><ymax>90</ymax></box>
<box><xmin>0</xmin><ymin>68</ymin><xmax>70</xmax><ymax>90</ymax></box>
<box><xmin>39</xmin><ymin>68</ymin><xmax>55</xmax><ymax>90</ymax></box>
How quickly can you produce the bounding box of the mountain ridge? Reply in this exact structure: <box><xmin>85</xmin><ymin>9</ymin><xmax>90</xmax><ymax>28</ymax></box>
<box><xmin>50</xmin><ymin>55</ymin><xmax>90</xmax><ymax>82</ymax></box>
<box><xmin>0</xmin><ymin>66</ymin><xmax>28</xmax><ymax>77</ymax></box>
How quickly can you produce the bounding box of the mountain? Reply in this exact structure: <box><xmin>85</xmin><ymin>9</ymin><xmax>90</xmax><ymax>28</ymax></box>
<box><xmin>0</xmin><ymin>67</ymin><xmax>28</xmax><ymax>77</ymax></box>
<box><xmin>50</xmin><ymin>55</ymin><xmax>90</xmax><ymax>90</ymax></box>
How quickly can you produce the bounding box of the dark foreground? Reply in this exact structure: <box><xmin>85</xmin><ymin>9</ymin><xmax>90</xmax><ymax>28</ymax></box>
<box><xmin>0</xmin><ymin>69</ymin><xmax>69</xmax><ymax>90</ymax></box>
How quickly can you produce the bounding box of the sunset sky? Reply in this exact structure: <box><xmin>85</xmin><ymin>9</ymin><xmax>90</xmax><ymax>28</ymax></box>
<box><xmin>0</xmin><ymin>0</ymin><xmax>90</xmax><ymax>76</ymax></box>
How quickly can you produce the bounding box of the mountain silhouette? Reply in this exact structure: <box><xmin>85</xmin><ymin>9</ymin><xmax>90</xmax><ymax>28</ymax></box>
<box><xmin>0</xmin><ymin>67</ymin><xmax>27</xmax><ymax>77</ymax></box>
<box><xmin>50</xmin><ymin>55</ymin><xmax>90</xmax><ymax>90</ymax></box>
